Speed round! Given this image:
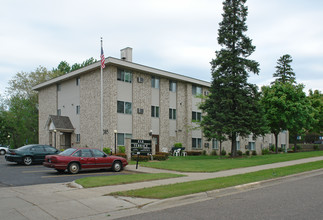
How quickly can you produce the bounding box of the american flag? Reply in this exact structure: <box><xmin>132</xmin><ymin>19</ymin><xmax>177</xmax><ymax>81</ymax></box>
<box><xmin>101</xmin><ymin>46</ymin><xmax>105</xmax><ymax>69</ymax></box>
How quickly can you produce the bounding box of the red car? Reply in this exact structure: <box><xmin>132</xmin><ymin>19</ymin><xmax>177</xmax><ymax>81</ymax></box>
<box><xmin>43</xmin><ymin>148</ymin><xmax>128</xmax><ymax>174</ymax></box>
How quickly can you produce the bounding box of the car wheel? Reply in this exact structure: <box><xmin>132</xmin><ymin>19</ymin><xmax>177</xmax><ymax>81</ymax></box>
<box><xmin>23</xmin><ymin>156</ymin><xmax>33</xmax><ymax>166</ymax></box>
<box><xmin>112</xmin><ymin>161</ymin><xmax>122</xmax><ymax>172</ymax></box>
<box><xmin>68</xmin><ymin>162</ymin><xmax>80</xmax><ymax>174</ymax></box>
<box><xmin>0</xmin><ymin>150</ymin><xmax>5</xmax><ymax>155</ymax></box>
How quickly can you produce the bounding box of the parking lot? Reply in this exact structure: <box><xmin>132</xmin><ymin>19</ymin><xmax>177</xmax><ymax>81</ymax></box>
<box><xmin>0</xmin><ymin>155</ymin><xmax>131</xmax><ymax>187</ymax></box>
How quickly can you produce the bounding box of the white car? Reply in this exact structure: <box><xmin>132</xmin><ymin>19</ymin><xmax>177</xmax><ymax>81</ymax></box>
<box><xmin>0</xmin><ymin>145</ymin><xmax>9</xmax><ymax>155</ymax></box>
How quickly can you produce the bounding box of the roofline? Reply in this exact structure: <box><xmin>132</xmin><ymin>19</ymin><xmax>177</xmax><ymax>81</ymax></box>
<box><xmin>32</xmin><ymin>57</ymin><xmax>211</xmax><ymax>91</ymax></box>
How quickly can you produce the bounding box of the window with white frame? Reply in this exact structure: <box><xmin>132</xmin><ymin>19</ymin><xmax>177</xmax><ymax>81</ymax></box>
<box><xmin>117</xmin><ymin>133</ymin><xmax>132</xmax><ymax>146</ymax></box>
<box><xmin>76</xmin><ymin>105</ymin><xmax>80</xmax><ymax>115</ymax></box>
<box><xmin>169</xmin><ymin>108</ymin><xmax>176</xmax><ymax>120</ymax></box>
<box><xmin>212</xmin><ymin>139</ymin><xmax>219</xmax><ymax>149</ymax></box>
<box><xmin>151</xmin><ymin>76</ymin><xmax>160</xmax><ymax>89</ymax></box>
<box><xmin>248</xmin><ymin>142</ymin><xmax>255</xmax><ymax>150</ymax></box>
<box><xmin>76</xmin><ymin>134</ymin><xmax>80</xmax><ymax>143</ymax></box>
<box><xmin>192</xmin><ymin>111</ymin><xmax>202</xmax><ymax>122</ymax></box>
<box><xmin>117</xmin><ymin>68</ymin><xmax>132</xmax><ymax>83</ymax></box>
<box><xmin>192</xmin><ymin>138</ymin><xmax>202</xmax><ymax>149</ymax></box>
<box><xmin>117</xmin><ymin>101</ymin><xmax>132</xmax><ymax>114</ymax></box>
<box><xmin>151</xmin><ymin>106</ymin><xmax>159</xmax><ymax>117</ymax></box>
<box><xmin>169</xmin><ymin>80</ymin><xmax>177</xmax><ymax>92</ymax></box>
<box><xmin>236</xmin><ymin>141</ymin><xmax>240</xmax><ymax>150</ymax></box>
<box><xmin>192</xmin><ymin>85</ymin><xmax>202</xmax><ymax>96</ymax></box>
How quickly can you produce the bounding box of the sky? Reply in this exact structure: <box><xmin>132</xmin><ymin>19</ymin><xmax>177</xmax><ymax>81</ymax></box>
<box><xmin>0</xmin><ymin>0</ymin><xmax>322</xmax><ymax>97</ymax></box>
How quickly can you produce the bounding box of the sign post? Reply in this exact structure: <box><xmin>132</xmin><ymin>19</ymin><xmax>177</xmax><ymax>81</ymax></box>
<box><xmin>131</xmin><ymin>139</ymin><xmax>152</xmax><ymax>169</ymax></box>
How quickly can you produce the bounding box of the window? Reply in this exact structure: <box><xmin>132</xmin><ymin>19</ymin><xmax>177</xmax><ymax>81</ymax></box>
<box><xmin>117</xmin><ymin>68</ymin><xmax>132</xmax><ymax>83</ymax></box>
<box><xmin>151</xmin><ymin>106</ymin><xmax>160</xmax><ymax>118</ymax></box>
<box><xmin>44</xmin><ymin>145</ymin><xmax>57</xmax><ymax>153</ymax></box>
<box><xmin>192</xmin><ymin>111</ymin><xmax>202</xmax><ymax>122</ymax></box>
<box><xmin>57</xmin><ymin>84</ymin><xmax>61</xmax><ymax>91</ymax></box>
<box><xmin>117</xmin><ymin>101</ymin><xmax>132</xmax><ymax>114</ymax></box>
<box><xmin>151</xmin><ymin>76</ymin><xmax>160</xmax><ymax>89</ymax></box>
<box><xmin>248</xmin><ymin>142</ymin><xmax>255</xmax><ymax>150</ymax></box>
<box><xmin>192</xmin><ymin>138</ymin><xmax>202</xmax><ymax>149</ymax></box>
<box><xmin>92</xmin><ymin>149</ymin><xmax>105</xmax><ymax>157</ymax></box>
<box><xmin>192</xmin><ymin>85</ymin><xmax>202</xmax><ymax>96</ymax></box>
<box><xmin>169</xmin><ymin>108</ymin><xmax>176</xmax><ymax>120</ymax></box>
<box><xmin>76</xmin><ymin>134</ymin><xmax>80</xmax><ymax>143</ymax></box>
<box><xmin>57</xmin><ymin>109</ymin><xmax>61</xmax><ymax>116</ymax></box>
<box><xmin>76</xmin><ymin>105</ymin><xmax>80</xmax><ymax>115</ymax></box>
<box><xmin>236</xmin><ymin>141</ymin><xmax>240</xmax><ymax>150</ymax></box>
<box><xmin>76</xmin><ymin>77</ymin><xmax>80</xmax><ymax>86</ymax></box>
<box><xmin>117</xmin><ymin>133</ymin><xmax>132</xmax><ymax>146</ymax></box>
<box><xmin>169</xmin><ymin>80</ymin><xmax>177</xmax><ymax>92</ymax></box>
<box><xmin>80</xmin><ymin>149</ymin><xmax>92</xmax><ymax>157</ymax></box>
<box><xmin>212</xmin><ymin>139</ymin><xmax>219</xmax><ymax>149</ymax></box>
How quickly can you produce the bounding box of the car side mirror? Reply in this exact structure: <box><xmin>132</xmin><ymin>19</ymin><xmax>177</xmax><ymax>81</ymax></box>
<box><xmin>103</xmin><ymin>154</ymin><xmax>107</xmax><ymax>157</ymax></box>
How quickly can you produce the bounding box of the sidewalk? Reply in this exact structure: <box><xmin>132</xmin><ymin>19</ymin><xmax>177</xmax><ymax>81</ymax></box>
<box><xmin>1</xmin><ymin>156</ymin><xmax>323</xmax><ymax>220</ymax></box>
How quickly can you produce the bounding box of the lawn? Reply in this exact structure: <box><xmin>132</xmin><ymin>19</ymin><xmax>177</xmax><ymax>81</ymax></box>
<box><xmin>137</xmin><ymin>151</ymin><xmax>323</xmax><ymax>172</ymax></box>
<box><xmin>75</xmin><ymin>173</ymin><xmax>185</xmax><ymax>188</ymax></box>
<box><xmin>110</xmin><ymin>160</ymin><xmax>323</xmax><ymax>199</ymax></box>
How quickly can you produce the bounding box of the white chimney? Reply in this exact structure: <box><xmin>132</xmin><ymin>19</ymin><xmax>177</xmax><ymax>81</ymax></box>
<box><xmin>120</xmin><ymin>47</ymin><xmax>133</xmax><ymax>62</ymax></box>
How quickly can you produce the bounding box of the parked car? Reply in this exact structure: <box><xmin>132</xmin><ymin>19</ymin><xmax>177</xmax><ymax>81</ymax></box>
<box><xmin>314</xmin><ymin>140</ymin><xmax>323</xmax><ymax>144</ymax></box>
<box><xmin>0</xmin><ymin>145</ymin><xmax>9</xmax><ymax>155</ymax></box>
<box><xmin>43</xmin><ymin>148</ymin><xmax>128</xmax><ymax>174</ymax></box>
<box><xmin>5</xmin><ymin>144</ymin><xmax>59</xmax><ymax>165</ymax></box>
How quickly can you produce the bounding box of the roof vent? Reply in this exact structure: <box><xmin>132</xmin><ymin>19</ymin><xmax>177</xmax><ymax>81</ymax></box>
<box><xmin>120</xmin><ymin>47</ymin><xmax>133</xmax><ymax>62</ymax></box>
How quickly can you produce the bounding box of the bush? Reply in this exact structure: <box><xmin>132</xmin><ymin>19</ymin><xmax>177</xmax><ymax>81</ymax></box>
<box><xmin>115</xmin><ymin>153</ymin><xmax>127</xmax><ymax>159</ymax></box>
<box><xmin>131</xmin><ymin>155</ymin><xmax>149</xmax><ymax>161</ymax></box>
<box><xmin>252</xmin><ymin>150</ymin><xmax>257</xmax><ymax>156</ymax></box>
<box><xmin>278</xmin><ymin>147</ymin><xmax>282</xmax><ymax>152</ymax></box>
<box><xmin>153</xmin><ymin>154</ymin><xmax>168</xmax><ymax>161</ymax></box>
<box><xmin>103</xmin><ymin>147</ymin><xmax>111</xmax><ymax>155</ymax></box>
<box><xmin>262</xmin><ymin>148</ymin><xmax>270</xmax><ymax>155</ymax></box>
<box><xmin>221</xmin><ymin>149</ymin><xmax>226</xmax><ymax>156</ymax></box>
<box><xmin>156</xmin><ymin>152</ymin><xmax>169</xmax><ymax>159</ymax></box>
<box><xmin>269</xmin><ymin>144</ymin><xmax>275</xmax><ymax>152</ymax></box>
<box><xmin>237</xmin><ymin>150</ymin><xmax>243</xmax><ymax>156</ymax></box>
<box><xmin>211</xmin><ymin>150</ymin><xmax>217</xmax><ymax>156</ymax></box>
<box><xmin>313</xmin><ymin>145</ymin><xmax>319</xmax><ymax>151</ymax></box>
<box><xmin>186</xmin><ymin>151</ymin><xmax>202</xmax><ymax>156</ymax></box>
<box><xmin>202</xmin><ymin>150</ymin><xmax>207</xmax><ymax>156</ymax></box>
<box><xmin>174</xmin><ymin>143</ymin><xmax>182</xmax><ymax>148</ymax></box>
<box><xmin>246</xmin><ymin>150</ymin><xmax>250</xmax><ymax>156</ymax></box>
<box><xmin>118</xmin><ymin>146</ymin><xmax>125</xmax><ymax>153</ymax></box>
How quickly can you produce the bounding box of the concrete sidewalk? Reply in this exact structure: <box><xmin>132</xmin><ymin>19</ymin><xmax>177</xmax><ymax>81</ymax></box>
<box><xmin>1</xmin><ymin>156</ymin><xmax>323</xmax><ymax>220</ymax></box>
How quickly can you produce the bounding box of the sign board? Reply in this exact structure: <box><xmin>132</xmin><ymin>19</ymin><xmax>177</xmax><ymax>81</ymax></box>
<box><xmin>131</xmin><ymin>139</ymin><xmax>152</xmax><ymax>155</ymax></box>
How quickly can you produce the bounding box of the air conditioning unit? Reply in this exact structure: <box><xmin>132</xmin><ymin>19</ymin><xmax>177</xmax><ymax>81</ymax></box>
<box><xmin>137</xmin><ymin>77</ymin><xmax>144</xmax><ymax>83</ymax></box>
<box><xmin>137</xmin><ymin>108</ymin><xmax>144</xmax><ymax>114</ymax></box>
<box><xmin>204</xmin><ymin>91</ymin><xmax>209</xmax><ymax>96</ymax></box>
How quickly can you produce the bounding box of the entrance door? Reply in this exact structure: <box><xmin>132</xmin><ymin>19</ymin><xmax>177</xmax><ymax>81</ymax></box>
<box><xmin>152</xmin><ymin>135</ymin><xmax>159</xmax><ymax>153</ymax></box>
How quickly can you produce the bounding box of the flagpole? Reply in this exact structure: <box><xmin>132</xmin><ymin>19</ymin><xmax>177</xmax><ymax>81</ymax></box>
<box><xmin>100</xmin><ymin>37</ymin><xmax>104</xmax><ymax>150</ymax></box>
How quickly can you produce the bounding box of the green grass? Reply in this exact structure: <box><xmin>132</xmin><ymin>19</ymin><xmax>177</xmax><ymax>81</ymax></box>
<box><xmin>138</xmin><ymin>151</ymin><xmax>323</xmax><ymax>172</ymax></box>
<box><xmin>110</xmin><ymin>160</ymin><xmax>323</xmax><ymax>199</ymax></box>
<box><xmin>75</xmin><ymin>173</ymin><xmax>185</xmax><ymax>188</ymax></box>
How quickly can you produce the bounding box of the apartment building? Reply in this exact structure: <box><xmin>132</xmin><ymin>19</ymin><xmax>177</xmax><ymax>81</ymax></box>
<box><xmin>33</xmin><ymin>48</ymin><xmax>288</xmax><ymax>155</ymax></box>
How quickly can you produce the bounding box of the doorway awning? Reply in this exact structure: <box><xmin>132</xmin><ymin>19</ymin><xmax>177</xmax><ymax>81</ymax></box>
<box><xmin>46</xmin><ymin>115</ymin><xmax>74</xmax><ymax>133</ymax></box>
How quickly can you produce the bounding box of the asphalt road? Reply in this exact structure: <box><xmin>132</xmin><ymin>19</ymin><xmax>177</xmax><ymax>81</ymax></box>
<box><xmin>0</xmin><ymin>155</ymin><xmax>131</xmax><ymax>187</ymax></box>
<box><xmin>118</xmin><ymin>170</ymin><xmax>323</xmax><ymax>220</ymax></box>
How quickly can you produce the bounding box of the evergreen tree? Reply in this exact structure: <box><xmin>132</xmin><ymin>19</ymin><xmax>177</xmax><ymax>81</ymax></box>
<box><xmin>273</xmin><ymin>54</ymin><xmax>296</xmax><ymax>84</ymax></box>
<box><xmin>200</xmin><ymin>0</ymin><xmax>268</xmax><ymax>157</ymax></box>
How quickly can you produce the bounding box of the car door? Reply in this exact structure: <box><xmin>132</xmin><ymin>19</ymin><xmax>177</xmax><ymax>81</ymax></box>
<box><xmin>91</xmin><ymin>149</ymin><xmax>113</xmax><ymax>168</ymax></box>
<box><xmin>29</xmin><ymin>146</ymin><xmax>47</xmax><ymax>162</ymax></box>
<box><xmin>79</xmin><ymin>149</ymin><xmax>96</xmax><ymax>169</ymax></box>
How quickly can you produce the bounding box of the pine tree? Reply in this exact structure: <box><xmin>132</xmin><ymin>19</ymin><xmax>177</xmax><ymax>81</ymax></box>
<box><xmin>200</xmin><ymin>0</ymin><xmax>268</xmax><ymax>157</ymax></box>
<box><xmin>273</xmin><ymin>54</ymin><xmax>296</xmax><ymax>84</ymax></box>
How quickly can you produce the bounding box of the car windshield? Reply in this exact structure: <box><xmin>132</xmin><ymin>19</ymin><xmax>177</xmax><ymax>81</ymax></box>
<box><xmin>59</xmin><ymin>148</ymin><xmax>76</xmax><ymax>156</ymax></box>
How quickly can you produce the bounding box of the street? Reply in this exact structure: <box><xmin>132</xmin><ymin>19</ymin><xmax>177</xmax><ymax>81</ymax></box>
<box><xmin>0</xmin><ymin>155</ymin><xmax>130</xmax><ymax>187</ymax></box>
<box><xmin>117</xmin><ymin>170</ymin><xmax>323</xmax><ymax>220</ymax></box>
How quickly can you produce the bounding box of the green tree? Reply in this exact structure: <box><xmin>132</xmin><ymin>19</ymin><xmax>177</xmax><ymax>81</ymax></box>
<box><xmin>273</xmin><ymin>54</ymin><xmax>296</xmax><ymax>84</ymax></box>
<box><xmin>307</xmin><ymin>89</ymin><xmax>322</xmax><ymax>136</ymax></box>
<box><xmin>200</xmin><ymin>0</ymin><xmax>268</xmax><ymax>157</ymax></box>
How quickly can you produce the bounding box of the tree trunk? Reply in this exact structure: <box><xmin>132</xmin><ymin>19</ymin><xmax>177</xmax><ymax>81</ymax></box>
<box><xmin>274</xmin><ymin>132</ymin><xmax>279</xmax><ymax>154</ymax></box>
<box><xmin>231</xmin><ymin>132</ymin><xmax>237</xmax><ymax>157</ymax></box>
<box><xmin>219</xmin><ymin>141</ymin><xmax>222</xmax><ymax>159</ymax></box>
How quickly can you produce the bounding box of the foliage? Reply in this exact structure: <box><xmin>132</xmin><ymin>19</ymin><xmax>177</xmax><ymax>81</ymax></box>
<box><xmin>115</xmin><ymin>153</ymin><xmax>127</xmax><ymax>159</ymax></box>
<box><xmin>237</xmin><ymin>150</ymin><xmax>243</xmax><ymax>156</ymax></box>
<box><xmin>252</xmin><ymin>150</ymin><xmax>257</xmax><ymax>156</ymax></box>
<box><xmin>131</xmin><ymin>155</ymin><xmax>149</xmax><ymax>161</ymax></box>
<box><xmin>153</xmin><ymin>154</ymin><xmax>168</xmax><ymax>161</ymax></box>
<box><xmin>186</xmin><ymin>151</ymin><xmax>202</xmax><ymax>156</ymax></box>
<box><xmin>211</xmin><ymin>150</ymin><xmax>217</xmax><ymax>156</ymax></box>
<box><xmin>103</xmin><ymin>147</ymin><xmax>111</xmax><ymax>155</ymax></box>
<box><xmin>273</xmin><ymin>54</ymin><xmax>296</xmax><ymax>84</ymax></box>
<box><xmin>313</xmin><ymin>145</ymin><xmax>319</xmax><ymax>151</ymax></box>
<box><xmin>245</xmin><ymin>150</ymin><xmax>250</xmax><ymax>156</ymax></box>
<box><xmin>221</xmin><ymin>149</ymin><xmax>227</xmax><ymax>156</ymax></box>
<box><xmin>52</xmin><ymin>57</ymin><xmax>97</xmax><ymax>74</ymax></box>
<box><xmin>200</xmin><ymin>0</ymin><xmax>268</xmax><ymax>157</ymax></box>
<box><xmin>262</xmin><ymin>148</ymin><xmax>270</xmax><ymax>155</ymax></box>
<box><xmin>174</xmin><ymin>143</ymin><xmax>182</xmax><ymax>148</ymax></box>
<box><xmin>202</xmin><ymin>150</ymin><xmax>207</xmax><ymax>156</ymax></box>
<box><xmin>307</xmin><ymin>89</ymin><xmax>323</xmax><ymax>135</ymax></box>
<box><xmin>156</xmin><ymin>152</ymin><xmax>169</xmax><ymax>159</ymax></box>
<box><xmin>118</xmin><ymin>146</ymin><xmax>125</xmax><ymax>153</ymax></box>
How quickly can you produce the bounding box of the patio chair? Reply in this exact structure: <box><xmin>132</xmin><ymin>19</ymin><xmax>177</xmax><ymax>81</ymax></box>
<box><xmin>173</xmin><ymin>148</ymin><xmax>181</xmax><ymax>156</ymax></box>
